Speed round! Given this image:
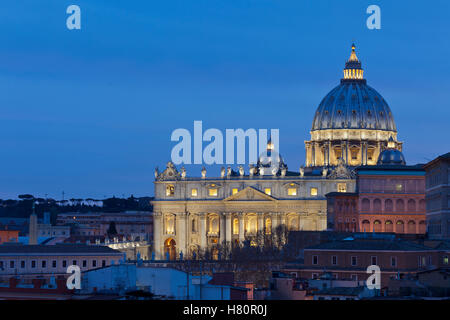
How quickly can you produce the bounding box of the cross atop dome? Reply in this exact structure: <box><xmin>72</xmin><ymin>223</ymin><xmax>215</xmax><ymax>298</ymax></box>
<box><xmin>342</xmin><ymin>43</ymin><xmax>364</xmax><ymax>81</ymax></box>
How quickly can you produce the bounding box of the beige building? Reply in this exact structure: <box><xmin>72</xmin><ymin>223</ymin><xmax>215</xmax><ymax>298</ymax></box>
<box><xmin>151</xmin><ymin>44</ymin><xmax>404</xmax><ymax>260</ymax></box>
<box><xmin>152</xmin><ymin>159</ymin><xmax>356</xmax><ymax>260</ymax></box>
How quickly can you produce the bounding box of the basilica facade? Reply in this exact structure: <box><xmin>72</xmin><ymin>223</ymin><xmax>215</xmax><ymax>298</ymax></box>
<box><xmin>151</xmin><ymin>44</ymin><xmax>403</xmax><ymax>260</ymax></box>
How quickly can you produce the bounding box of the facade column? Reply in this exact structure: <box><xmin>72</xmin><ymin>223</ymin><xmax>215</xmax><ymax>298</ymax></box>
<box><xmin>280</xmin><ymin>213</ymin><xmax>288</xmax><ymax>244</ymax></box>
<box><xmin>361</xmin><ymin>141</ymin><xmax>367</xmax><ymax>165</ymax></box>
<box><xmin>153</xmin><ymin>212</ymin><xmax>162</xmax><ymax>259</ymax></box>
<box><xmin>225</xmin><ymin>213</ymin><xmax>232</xmax><ymax>243</ymax></box>
<box><xmin>305</xmin><ymin>142</ymin><xmax>312</xmax><ymax>167</ymax></box>
<box><xmin>219</xmin><ymin>213</ymin><xmax>225</xmax><ymax>245</ymax></box>
<box><xmin>199</xmin><ymin>213</ymin><xmax>207</xmax><ymax>251</ymax></box>
<box><xmin>239</xmin><ymin>213</ymin><xmax>245</xmax><ymax>243</ymax></box>
<box><xmin>257</xmin><ymin>212</ymin><xmax>264</xmax><ymax>234</ymax></box>
<box><xmin>176</xmin><ymin>212</ymin><xmax>187</xmax><ymax>259</ymax></box>
<box><xmin>271</xmin><ymin>212</ymin><xmax>279</xmax><ymax>231</ymax></box>
<box><xmin>312</xmin><ymin>143</ymin><xmax>316</xmax><ymax>166</ymax></box>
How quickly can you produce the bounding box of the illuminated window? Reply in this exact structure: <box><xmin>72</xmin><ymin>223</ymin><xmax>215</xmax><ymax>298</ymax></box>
<box><xmin>265</xmin><ymin>218</ymin><xmax>272</xmax><ymax>235</ymax></box>
<box><xmin>232</xmin><ymin>188</ymin><xmax>238</xmax><ymax>195</ymax></box>
<box><xmin>233</xmin><ymin>218</ymin><xmax>239</xmax><ymax>235</ymax></box>
<box><xmin>209</xmin><ymin>216</ymin><xmax>219</xmax><ymax>234</ymax></box>
<box><xmin>444</xmin><ymin>256</ymin><xmax>448</xmax><ymax>265</ymax></box>
<box><xmin>209</xmin><ymin>188</ymin><xmax>218</xmax><ymax>196</ymax></box>
<box><xmin>165</xmin><ymin>215</ymin><xmax>175</xmax><ymax>234</ymax></box>
<box><xmin>246</xmin><ymin>216</ymin><xmax>257</xmax><ymax>234</ymax></box>
<box><xmin>395</xmin><ymin>184</ymin><xmax>403</xmax><ymax>192</ymax></box>
<box><xmin>288</xmin><ymin>188</ymin><xmax>297</xmax><ymax>196</ymax></box>
<box><xmin>337</xmin><ymin>183</ymin><xmax>347</xmax><ymax>193</ymax></box>
<box><xmin>166</xmin><ymin>184</ymin><xmax>175</xmax><ymax>196</ymax></box>
<box><xmin>310</xmin><ymin>187</ymin><xmax>318</xmax><ymax>196</ymax></box>
<box><xmin>265</xmin><ymin>188</ymin><xmax>272</xmax><ymax>195</ymax></box>
<box><xmin>191</xmin><ymin>188</ymin><xmax>198</xmax><ymax>197</ymax></box>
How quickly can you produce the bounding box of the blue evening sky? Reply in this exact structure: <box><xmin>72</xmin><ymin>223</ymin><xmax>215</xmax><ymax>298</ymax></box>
<box><xmin>0</xmin><ymin>0</ymin><xmax>449</xmax><ymax>199</ymax></box>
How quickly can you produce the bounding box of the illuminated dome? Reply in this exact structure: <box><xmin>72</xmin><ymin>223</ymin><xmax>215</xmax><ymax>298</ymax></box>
<box><xmin>312</xmin><ymin>45</ymin><xmax>396</xmax><ymax>131</ymax></box>
<box><xmin>305</xmin><ymin>44</ymin><xmax>403</xmax><ymax>168</ymax></box>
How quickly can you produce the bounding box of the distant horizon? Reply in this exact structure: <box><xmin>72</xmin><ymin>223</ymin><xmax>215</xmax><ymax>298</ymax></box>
<box><xmin>1</xmin><ymin>1</ymin><xmax>449</xmax><ymax>199</ymax></box>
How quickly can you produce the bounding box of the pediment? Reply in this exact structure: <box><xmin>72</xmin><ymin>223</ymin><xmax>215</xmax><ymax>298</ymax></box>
<box><xmin>224</xmin><ymin>186</ymin><xmax>276</xmax><ymax>201</ymax></box>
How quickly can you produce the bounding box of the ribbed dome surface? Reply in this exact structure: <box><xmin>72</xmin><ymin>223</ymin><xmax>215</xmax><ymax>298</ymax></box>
<box><xmin>377</xmin><ymin>148</ymin><xmax>406</xmax><ymax>165</ymax></box>
<box><xmin>311</xmin><ymin>81</ymin><xmax>397</xmax><ymax>132</ymax></box>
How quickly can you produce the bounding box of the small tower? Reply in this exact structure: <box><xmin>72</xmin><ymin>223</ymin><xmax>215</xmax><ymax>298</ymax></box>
<box><xmin>28</xmin><ymin>202</ymin><xmax>38</xmax><ymax>245</ymax></box>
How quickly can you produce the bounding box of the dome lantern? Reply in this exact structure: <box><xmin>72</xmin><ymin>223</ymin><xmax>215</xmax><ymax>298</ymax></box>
<box><xmin>342</xmin><ymin>44</ymin><xmax>365</xmax><ymax>82</ymax></box>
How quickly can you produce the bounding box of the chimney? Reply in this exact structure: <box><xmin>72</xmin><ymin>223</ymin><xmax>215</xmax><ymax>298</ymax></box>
<box><xmin>29</xmin><ymin>204</ymin><xmax>38</xmax><ymax>245</ymax></box>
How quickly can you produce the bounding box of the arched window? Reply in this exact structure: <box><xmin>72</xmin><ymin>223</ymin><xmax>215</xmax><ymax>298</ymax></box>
<box><xmin>419</xmin><ymin>199</ymin><xmax>426</xmax><ymax>212</ymax></box>
<box><xmin>191</xmin><ymin>217</ymin><xmax>197</xmax><ymax>233</ymax></box>
<box><xmin>165</xmin><ymin>214</ymin><xmax>175</xmax><ymax>235</ymax></box>
<box><xmin>396</xmin><ymin>220</ymin><xmax>404</xmax><ymax>233</ymax></box>
<box><xmin>385</xmin><ymin>220</ymin><xmax>393</xmax><ymax>232</ymax></box>
<box><xmin>385</xmin><ymin>199</ymin><xmax>393</xmax><ymax>212</ymax></box>
<box><xmin>265</xmin><ymin>218</ymin><xmax>272</xmax><ymax>235</ymax></box>
<box><xmin>209</xmin><ymin>216</ymin><xmax>219</xmax><ymax>234</ymax></box>
<box><xmin>246</xmin><ymin>216</ymin><xmax>257</xmax><ymax>234</ymax></box>
<box><xmin>373</xmin><ymin>199</ymin><xmax>381</xmax><ymax>212</ymax></box>
<box><xmin>374</xmin><ymin>220</ymin><xmax>382</xmax><ymax>232</ymax></box>
<box><xmin>362</xmin><ymin>220</ymin><xmax>370</xmax><ymax>232</ymax></box>
<box><xmin>288</xmin><ymin>216</ymin><xmax>298</xmax><ymax>231</ymax></box>
<box><xmin>407</xmin><ymin>221</ymin><xmax>416</xmax><ymax>234</ymax></box>
<box><xmin>407</xmin><ymin>199</ymin><xmax>416</xmax><ymax>212</ymax></box>
<box><xmin>396</xmin><ymin>199</ymin><xmax>404</xmax><ymax>212</ymax></box>
<box><xmin>233</xmin><ymin>218</ymin><xmax>239</xmax><ymax>235</ymax></box>
<box><xmin>361</xmin><ymin>198</ymin><xmax>370</xmax><ymax>211</ymax></box>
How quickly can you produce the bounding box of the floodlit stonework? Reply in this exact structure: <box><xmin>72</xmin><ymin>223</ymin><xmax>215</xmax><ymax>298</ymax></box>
<box><xmin>151</xmin><ymin>44</ymin><xmax>406</xmax><ymax>260</ymax></box>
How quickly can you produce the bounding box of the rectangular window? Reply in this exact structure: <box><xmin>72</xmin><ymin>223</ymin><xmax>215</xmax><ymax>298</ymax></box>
<box><xmin>312</xmin><ymin>255</ymin><xmax>318</xmax><ymax>265</ymax></box>
<box><xmin>42</xmin><ymin>260</ymin><xmax>46</xmax><ymax>268</ymax></box>
<box><xmin>443</xmin><ymin>256</ymin><xmax>448</xmax><ymax>265</ymax></box>
<box><xmin>288</xmin><ymin>188</ymin><xmax>297</xmax><ymax>196</ymax></box>
<box><xmin>32</xmin><ymin>260</ymin><xmax>36</xmax><ymax>268</ymax></box>
<box><xmin>9</xmin><ymin>261</ymin><xmax>14</xmax><ymax>269</ymax></box>
<box><xmin>351</xmin><ymin>274</ymin><xmax>358</xmax><ymax>281</ymax></box>
<box><xmin>371</xmin><ymin>256</ymin><xmax>377</xmax><ymax>266</ymax></box>
<box><xmin>0</xmin><ymin>261</ymin><xmax>3</xmax><ymax>269</ymax></box>
<box><xmin>191</xmin><ymin>188</ymin><xmax>198</xmax><ymax>197</ymax></box>
<box><xmin>232</xmin><ymin>188</ymin><xmax>238</xmax><ymax>195</ymax></box>
<box><xmin>52</xmin><ymin>260</ymin><xmax>57</xmax><ymax>268</ymax></box>
<box><xmin>209</xmin><ymin>189</ymin><xmax>218</xmax><ymax>196</ymax></box>
<box><xmin>337</xmin><ymin>183</ymin><xmax>347</xmax><ymax>193</ymax></box>
<box><xmin>82</xmin><ymin>260</ymin><xmax>87</xmax><ymax>268</ymax></box>
<box><xmin>20</xmin><ymin>261</ymin><xmax>25</xmax><ymax>269</ymax></box>
<box><xmin>264</xmin><ymin>188</ymin><xmax>272</xmax><ymax>196</ymax></box>
<box><xmin>62</xmin><ymin>260</ymin><xmax>67</xmax><ymax>268</ymax></box>
<box><xmin>310</xmin><ymin>187</ymin><xmax>318</xmax><ymax>196</ymax></box>
<box><xmin>391</xmin><ymin>256</ymin><xmax>397</xmax><ymax>267</ymax></box>
<box><xmin>92</xmin><ymin>260</ymin><xmax>97</xmax><ymax>267</ymax></box>
<box><xmin>332</xmin><ymin>256</ymin><xmax>338</xmax><ymax>265</ymax></box>
<box><xmin>166</xmin><ymin>184</ymin><xmax>175</xmax><ymax>196</ymax></box>
<box><xmin>351</xmin><ymin>256</ymin><xmax>357</xmax><ymax>266</ymax></box>
<box><xmin>72</xmin><ymin>260</ymin><xmax>77</xmax><ymax>266</ymax></box>
<box><xmin>312</xmin><ymin>273</ymin><xmax>319</xmax><ymax>280</ymax></box>
<box><xmin>102</xmin><ymin>260</ymin><xmax>106</xmax><ymax>267</ymax></box>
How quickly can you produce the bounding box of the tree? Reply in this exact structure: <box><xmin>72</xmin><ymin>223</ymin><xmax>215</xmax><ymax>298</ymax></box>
<box><xmin>107</xmin><ymin>221</ymin><xmax>118</xmax><ymax>236</ymax></box>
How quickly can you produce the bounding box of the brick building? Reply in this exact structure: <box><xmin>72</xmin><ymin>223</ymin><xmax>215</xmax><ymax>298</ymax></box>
<box><xmin>326</xmin><ymin>146</ymin><xmax>426</xmax><ymax>234</ymax></box>
<box><xmin>284</xmin><ymin>234</ymin><xmax>449</xmax><ymax>288</ymax></box>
